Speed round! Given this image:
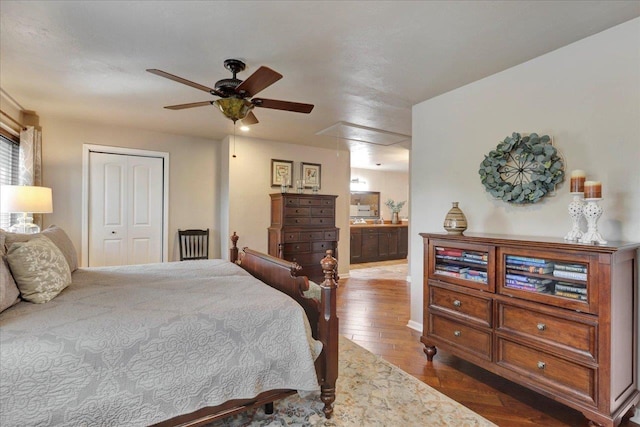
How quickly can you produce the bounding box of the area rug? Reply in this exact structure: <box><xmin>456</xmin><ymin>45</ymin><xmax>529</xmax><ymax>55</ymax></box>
<box><xmin>209</xmin><ymin>336</ymin><xmax>496</xmax><ymax>426</ymax></box>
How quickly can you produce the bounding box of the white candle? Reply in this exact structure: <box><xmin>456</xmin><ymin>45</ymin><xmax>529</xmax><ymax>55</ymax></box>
<box><xmin>584</xmin><ymin>180</ymin><xmax>602</xmax><ymax>199</ymax></box>
<box><xmin>570</xmin><ymin>170</ymin><xmax>586</xmax><ymax>193</ymax></box>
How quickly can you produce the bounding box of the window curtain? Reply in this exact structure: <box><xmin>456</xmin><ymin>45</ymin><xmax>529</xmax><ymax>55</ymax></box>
<box><xmin>19</xmin><ymin>125</ymin><xmax>43</xmax><ymax>228</ymax></box>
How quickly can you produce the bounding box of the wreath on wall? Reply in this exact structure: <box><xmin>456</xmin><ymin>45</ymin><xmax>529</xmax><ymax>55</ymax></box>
<box><xmin>478</xmin><ymin>132</ymin><xmax>564</xmax><ymax>204</ymax></box>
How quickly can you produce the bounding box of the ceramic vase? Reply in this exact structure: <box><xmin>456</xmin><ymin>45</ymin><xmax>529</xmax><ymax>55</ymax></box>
<box><xmin>391</xmin><ymin>211</ymin><xmax>399</xmax><ymax>224</ymax></box>
<box><xmin>443</xmin><ymin>202</ymin><xmax>467</xmax><ymax>235</ymax></box>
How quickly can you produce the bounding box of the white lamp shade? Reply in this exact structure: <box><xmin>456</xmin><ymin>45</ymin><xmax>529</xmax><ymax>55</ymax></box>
<box><xmin>0</xmin><ymin>185</ymin><xmax>53</xmax><ymax>213</ymax></box>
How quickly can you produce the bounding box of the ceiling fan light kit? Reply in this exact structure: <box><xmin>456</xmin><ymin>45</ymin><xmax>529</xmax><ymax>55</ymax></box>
<box><xmin>147</xmin><ymin>59</ymin><xmax>314</xmax><ymax>125</ymax></box>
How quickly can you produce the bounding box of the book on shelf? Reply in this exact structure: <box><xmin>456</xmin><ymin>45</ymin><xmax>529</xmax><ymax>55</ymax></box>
<box><xmin>555</xmin><ymin>290</ymin><xmax>588</xmax><ymax>300</ymax></box>
<box><xmin>436</xmin><ymin>254</ymin><xmax>463</xmax><ymax>261</ymax></box>
<box><xmin>505</xmin><ymin>255</ymin><xmax>550</xmax><ymax>266</ymax></box>
<box><xmin>466</xmin><ymin>269</ymin><xmax>488</xmax><ymax>277</ymax></box>
<box><xmin>553</xmin><ymin>269</ymin><xmax>587</xmax><ymax>281</ymax></box>
<box><xmin>554</xmin><ymin>263</ymin><xmax>588</xmax><ymax>273</ymax></box>
<box><xmin>461</xmin><ymin>257</ymin><xmax>488</xmax><ymax>265</ymax></box>
<box><xmin>435</xmin><ymin>247</ymin><xmax>464</xmax><ymax>257</ymax></box>
<box><xmin>505</xmin><ymin>277</ymin><xmax>551</xmax><ymax>290</ymax></box>
<box><xmin>436</xmin><ymin>264</ymin><xmax>469</xmax><ymax>273</ymax></box>
<box><xmin>464</xmin><ymin>274</ymin><xmax>487</xmax><ymax>283</ymax></box>
<box><xmin>462</xmin><ymin>251</ymin><xmax>488</xmax><ymax>261</ymax></box>
<box><xmin>506</xmin><ymin>263</ymin><xmax>554</xmax><ymax>274</ymax></box>
<box><xmin>506</xmin><ymin>282</ymin><xmax>548</xmax><ymax>292</ymax></box>
<box><xmin>435</xmin><ymin>270</ymin><xmax>465</xmax><ymax>279</ymax></box>
<box><xmin>505</xmin><ymin>274</ymin><xmax>551</xmax><ymax>285</ymax></box>
<box><xmin>504</xmin><ymin>258</ymin><xmax>554</xmax><ymax>268</ymax></box>
<box><xmin>555</xmin><ymin>282</ymin><xmax>587</xmax><ymax>295</ymax></box>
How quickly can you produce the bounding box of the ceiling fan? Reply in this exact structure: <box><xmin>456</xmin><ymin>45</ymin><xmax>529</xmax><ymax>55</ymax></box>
<box><xmin>147</xmin><ymin>59</ymin><xmax>314</xmax><ymax>125</ymax></box>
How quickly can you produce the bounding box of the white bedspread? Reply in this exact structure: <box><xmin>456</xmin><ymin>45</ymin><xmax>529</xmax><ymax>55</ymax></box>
<box><xmin>0</xmin><ymin>259</ymin><xmax>321</xmax><ymax>426</ymax></box>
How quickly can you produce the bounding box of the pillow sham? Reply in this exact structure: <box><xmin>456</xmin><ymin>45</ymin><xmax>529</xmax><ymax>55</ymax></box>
<box><xmin>0</xmin><ymin>234</ymin><xmax>21</xmax><ymax>313</ymax></box>
<box><xmin>2</xmin><ymin>225</ymin><xmax>78</xmax><ymax>272</ymax></box>
<box><xmin>6</xmin><ymin>235</ymin><xmax>72</xmax><ymax>304</ymax></box>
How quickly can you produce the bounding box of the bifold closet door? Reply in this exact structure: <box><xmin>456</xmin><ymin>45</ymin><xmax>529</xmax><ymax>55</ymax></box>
<box><xmin>88</xmin><ymin>152</ymin><xmax>163</xmax><ymax>267</ymax></box>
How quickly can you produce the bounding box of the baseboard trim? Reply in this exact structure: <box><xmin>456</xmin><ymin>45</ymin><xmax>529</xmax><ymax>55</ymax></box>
<box><xmin>407</xmin><ymin>320</ymin><xmax>423</xmax><ymax>332</ymax></box>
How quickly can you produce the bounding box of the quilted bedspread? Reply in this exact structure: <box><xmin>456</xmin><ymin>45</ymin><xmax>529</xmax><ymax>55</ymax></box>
<box><xmin>0</xmin><ymin>260</ymin><xmax>322</xmax><ymax>426</ymax></box>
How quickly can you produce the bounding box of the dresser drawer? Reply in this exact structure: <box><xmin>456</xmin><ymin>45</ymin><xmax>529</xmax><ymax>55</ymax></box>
<box><xmin>497</xmin><ymin>302</ymin><xmax>596</xmax><ymax>361</ymax></box>
<box><xmin>300</xmin><ymin>231</ymin><xmax>324</xmax><ymax>241</ymax></box>
<box><xmin>285</xmin><ymin>207</ymin><xmax>310</xmax><ymax>216</ymax></box>
<box><xmin>284</xmin><ymin>242</ymin><xmax>311</xmax><ymax>253</ymax></box>
<box><xmin>311</xmin><ymin>207</ymin><xmax>334</xmax><ymax>217</ymax></box>
<box><xmin>497</xmin><ymin>338</ymin><xmax>596</xmax><ymax>405</ymax></box>
<box><xmin>428</xmin><ymin>313</ymin><xmax>491</xmax><ymax>361</ymax></box>
<box><xmin>299</xmin><ymin>198</ymin><xmax>323</xmax><ymax>206</ymax></box>
<box><xmin>310</xmin><ymin>217</ymin><xmax>333</xmax><ymax>226</ymax></box>
<box><xmin>429</xmin><ymin>284</ymin><xmax>492</xmax><ymax>327</ymax></box>
<box><xmin>284</xmin><ymin>232</ymin><xmax>299</xmax><ymax>242</ymax></box>
<box><xmin>324</xmin><ymin>230</ymin><xmax>337</xmax><ymax>240</ymax></box>
<box><xmin>285</xmin><ymin>217</ymin><xmax>310</xmax><ymax>226</ymax></box>
<box><xmin>312</xmin><ymin>241</ymin><xmax>334</xmax><ymax>253</ymax></box>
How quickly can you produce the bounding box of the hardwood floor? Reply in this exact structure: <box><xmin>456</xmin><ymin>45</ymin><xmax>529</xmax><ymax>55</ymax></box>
<box><xmin>339</xmin><ymin>261</ymin><xmax>639</xmax><ymax>427</ymax></box>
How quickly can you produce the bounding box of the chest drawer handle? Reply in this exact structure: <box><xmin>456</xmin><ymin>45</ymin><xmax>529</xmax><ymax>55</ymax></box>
<box><xmin>453</xmin><ymin>330</ymin><xmax>461</xmax><ymax>337</ymax></box>
<box><xmin>537</xmin><ymin>323</ymin><xmax>546</xmax><ymax>331</ymax></box>
<box><xmin>453</xmin><ymin>300</ymin><xmax>462</xmax><ymax>307</ymax></box>
<box><xmin>537</xmin><ymin>361</ymin><xmax>546</xmax><ymax>370</ymax></box>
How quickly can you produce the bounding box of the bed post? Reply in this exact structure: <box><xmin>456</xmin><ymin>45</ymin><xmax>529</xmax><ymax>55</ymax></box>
<box><xmin>229</xmin><ymin>232</ymin><xmax>239</xmax><ymax>262</ymax></box>
<box><xmin>318</xmin><ymin>249</ymin><xmax>338</xmax><ymax>418</ymax></box>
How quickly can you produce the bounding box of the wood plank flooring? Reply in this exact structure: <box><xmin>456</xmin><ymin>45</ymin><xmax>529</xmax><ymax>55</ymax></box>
<box><xmin>339</xmin><ymin>261</ymin><xmax>639</xmax><ymax>427</ymax></box>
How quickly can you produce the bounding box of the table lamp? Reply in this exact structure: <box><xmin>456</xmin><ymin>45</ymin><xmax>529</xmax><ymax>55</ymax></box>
<box><xmin>0</xmin><ymin>185</ymin><xmax>53</xmax><ymax>234</ymax></box>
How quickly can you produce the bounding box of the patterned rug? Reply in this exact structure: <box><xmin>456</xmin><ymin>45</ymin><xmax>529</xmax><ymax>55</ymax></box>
<box><xmin>209</xmin><ymin>336</ymin><xmax>496</xmax><ymax>426</ymax></box>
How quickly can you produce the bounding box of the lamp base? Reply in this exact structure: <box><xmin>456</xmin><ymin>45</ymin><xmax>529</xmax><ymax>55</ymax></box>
<box><xmin>8</xmin><ymin>214</ymin><xmax>40</xmax><ymax>234</ymax></box>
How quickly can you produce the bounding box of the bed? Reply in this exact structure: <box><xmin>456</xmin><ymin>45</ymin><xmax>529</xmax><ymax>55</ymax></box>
<box><xmin>0</xmin><ymin>231</ymin><xmax>338</xmax><ymax>426</ymax></box>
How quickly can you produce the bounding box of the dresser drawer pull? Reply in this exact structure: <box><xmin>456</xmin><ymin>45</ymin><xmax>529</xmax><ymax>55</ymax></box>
<box><xmin>537</xmin><ymin>361</ymin><xmax>546</xmax><ymax>370</ymax></box>
<box><xmin>453</xmin><ymin>300</ymin><xmax>462</xmax><ymax>307</ymax></box>
<box><xmin>537</xmin><ymin>323</ymin><xmax>546</xmax><ymax>331</ymax></box>
<box><xmin>453</xmin><ymin>330</ymin><xmax>461</xmax><ymax>337</ymax></box>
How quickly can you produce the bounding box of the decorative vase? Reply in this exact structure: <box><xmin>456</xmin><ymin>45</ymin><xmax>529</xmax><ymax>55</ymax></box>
<box><xmin>391</xmin><ymin>211</ymin><xmax>399</xmax><ymax>224</ymax></box>
<box><xmin>443</xmin><ymin>202</ymin><xmax>467</xmax><ymax>235</ymax></box>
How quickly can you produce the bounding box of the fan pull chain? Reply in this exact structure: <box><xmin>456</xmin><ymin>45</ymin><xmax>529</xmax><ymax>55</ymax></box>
<box><xmin>232</xmin><ymin>121</ymin><xmax>237</xmax><ymax>158</ymax></box>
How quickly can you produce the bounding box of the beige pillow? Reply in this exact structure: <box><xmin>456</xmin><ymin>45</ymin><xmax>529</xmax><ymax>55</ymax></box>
<box><xmin>0</xmin><ymin>234</ymin><xmax>21</xmax><ymax>312</ymax></box>
<box><xmin>7</xmin><ymin>235</ymin><xmax>72</xmax><ymax>304</ymax></box>
<box><xmin>2</xmin><ymin>225</ymin><xmax>78</xmax><ymax>272</ymax></box>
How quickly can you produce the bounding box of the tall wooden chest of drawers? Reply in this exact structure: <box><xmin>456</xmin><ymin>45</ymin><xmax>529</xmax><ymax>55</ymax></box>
<box><xmin>268</xmin><ymin>193</ymin><xmax>339</xmax><ymax>283</ymax></box>
<box><xmin>420</xmin><ymin>232</ymin><xmax>639</xmax><ymax>427</ymax></box>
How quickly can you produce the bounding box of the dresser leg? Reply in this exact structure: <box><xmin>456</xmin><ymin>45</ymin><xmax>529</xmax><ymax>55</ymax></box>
<box><xmin>423</xmin><ymin>345</ymin><xmax>437</xmax><ymax>361</ymax></box>
<box><xmin>586</xmin><ymin>419</ymin><xmax>604</xmax><ymax>427</ymax></box>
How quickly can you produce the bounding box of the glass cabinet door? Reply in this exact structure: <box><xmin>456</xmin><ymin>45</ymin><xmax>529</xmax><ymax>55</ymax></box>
<box><xmin>428</xmin><ymin>240</ymin><xmax>494</xmax><ymax>292</ymax></box>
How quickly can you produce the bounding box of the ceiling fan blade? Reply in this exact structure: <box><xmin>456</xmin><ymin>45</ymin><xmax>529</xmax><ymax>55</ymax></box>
<box><xmin>147</xmin><ymin>69</ymin><xmax>215</xmax><ymax>93</ymax></box>
<box><xmin>236</xmin><ymin>66</ymin><xmax>283</xmax><ymax>97</ymax></box>
<box><xmin>242</xmin><ymin>111</ymin><xmax>259</xmax><ymax>125</ymax></box>
<box><xmin>252</xmin><ymin>98</ymin><xmax>314</xmax><ymax>114</ymax></box>
<box><xmin>164</xmin><ymin>101</ymin><xmax>214</xmax><ymax>110</ymax></box>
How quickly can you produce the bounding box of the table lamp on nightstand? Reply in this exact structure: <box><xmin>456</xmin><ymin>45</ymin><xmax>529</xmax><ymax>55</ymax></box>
<box><xmin>0</xmin><ymin>185</ymin><xmax>53</xmax><ymax>234</ymax></box>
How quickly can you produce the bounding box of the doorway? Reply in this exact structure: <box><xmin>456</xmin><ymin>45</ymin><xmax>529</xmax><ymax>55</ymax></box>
<box><xmin>82</xmin><ymin>144</ymin><xmax>169</xmax><ymax>267</ymax></box>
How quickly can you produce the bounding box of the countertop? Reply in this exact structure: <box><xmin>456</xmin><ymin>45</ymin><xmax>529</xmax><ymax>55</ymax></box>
<box><xmin>350</xmin><ymin>222</ymin><xmax>408</xmax><ymax>228</ymax></box>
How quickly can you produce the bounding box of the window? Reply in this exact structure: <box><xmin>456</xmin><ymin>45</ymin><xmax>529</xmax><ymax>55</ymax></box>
<box><xmin>0</xmin><ymin>132</ymin><xmax>20</xmax><ymax>229</ymax></box>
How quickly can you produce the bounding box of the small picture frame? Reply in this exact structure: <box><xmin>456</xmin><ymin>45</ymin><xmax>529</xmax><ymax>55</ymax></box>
<box><xmin>301</xmin><ymin>162</ymin><xmax>321</xmax><ymax>189</ymax></box>
<box><xmin>271</xmin><ymin>159</ymin><xmax>293</xmax><ymax>187</ymax></box>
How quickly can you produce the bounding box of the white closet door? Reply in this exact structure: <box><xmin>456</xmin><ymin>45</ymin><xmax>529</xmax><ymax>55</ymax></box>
<box><xmin>89</xmin><ymin>152</ymin><xmax>163</xmax><ymax>267</ymax></box>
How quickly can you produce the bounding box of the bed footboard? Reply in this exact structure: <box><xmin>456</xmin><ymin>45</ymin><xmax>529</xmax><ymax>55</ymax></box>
<box><xmin>230</xmin><ymin>232</ymin><xmax>339</xmax><ymax>418</ymax></box>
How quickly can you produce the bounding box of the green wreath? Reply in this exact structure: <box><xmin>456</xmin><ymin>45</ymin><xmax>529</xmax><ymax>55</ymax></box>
<box><xmin>478</xmin><ymin>133</ymin><xmax>564</xmax><ymax>204</ymax></box>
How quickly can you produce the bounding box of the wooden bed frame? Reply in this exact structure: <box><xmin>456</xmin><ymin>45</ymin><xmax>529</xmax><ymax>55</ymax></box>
<box><xmin>153</xmin><ymin>232</ymin><xmax>339</xmax><ymax>426</ymax></box>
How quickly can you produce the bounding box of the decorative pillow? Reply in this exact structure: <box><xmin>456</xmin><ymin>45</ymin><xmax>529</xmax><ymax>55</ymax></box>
<box><xmin>6</xmin><ymin>236</ymin><xmax>72</xmax><ymax>304</ymax></box>
<box><xmin>2</xmin><ymin>225</ymin><xmax>78</xmax><ymax>272</ymax></box>
<box><xmin>0</xmin><ymin>234</ymin><xmax>21</xmax><ymax>312</ymax></box>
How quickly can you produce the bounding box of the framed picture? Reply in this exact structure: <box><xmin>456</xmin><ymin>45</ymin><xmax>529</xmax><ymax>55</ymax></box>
<box><xmin>271</xmin><ymin>159</ymin><xmax>293</xmax><ymax>187</ymax></box>
<box><xmin>301</xmin><ymin>162</ymin><xmax>321</xmax><ymax>189</ymax></box>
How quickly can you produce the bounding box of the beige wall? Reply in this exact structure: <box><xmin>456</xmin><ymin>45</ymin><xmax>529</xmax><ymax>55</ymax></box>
<box><xmin>219</xmin><ymin>135</ymin><xmax>351</xmax><ymax>276</ymax></box>
<box><xmin>39</xmin><ymin>116</ymin><xmax>221</xmax><ymax>263</ymax></box>
<box><xmin>409</xmin><ymin>18</ymin><xmax>640</xmax><ymax>328</ymax></box>
<box><xmin>350</xmin><ymin>167</ymin><xmax>409</xmax><ymax>219</ymax></box>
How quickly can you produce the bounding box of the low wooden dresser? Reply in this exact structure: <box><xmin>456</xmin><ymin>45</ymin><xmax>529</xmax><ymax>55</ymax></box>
<box><xmin>268</xmin><ymin>193</ymin><xmax>339</xmax><ymax>283</ymax></box>
<box><xmin>420</xmin><ymin>232</ymin><xmax>639</xmax><ymax>427</ymax></box>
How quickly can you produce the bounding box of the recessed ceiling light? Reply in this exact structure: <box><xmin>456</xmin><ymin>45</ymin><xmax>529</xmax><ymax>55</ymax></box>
<box><xmin>240</xmin><ymin>125</ymin><xmax>250</xmax><ymax>132</ymax></box>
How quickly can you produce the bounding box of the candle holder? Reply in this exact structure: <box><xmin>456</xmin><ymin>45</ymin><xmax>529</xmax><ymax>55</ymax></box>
<box><xmin>564</xmin><ymin>192</ymin><xmax>585</xmax><ymax>241</ymax></box>
<box><xmin>579</xmin><ymin>198</ymin><xmax>607</xmax><ymax>245</ymax></box>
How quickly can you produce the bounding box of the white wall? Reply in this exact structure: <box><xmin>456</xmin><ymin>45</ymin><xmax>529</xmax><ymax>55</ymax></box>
<box><xmin>220</xmin><ymin>135</ymin><xmax>351</xmax><ymax>276</ymax></box>
<box><xmin>350</xmin><ymin>167</ymin><xmax>409</xmax><ymax>219</ymax></box>
<box><xmin>40</xmin><ymin>117</ymin><xmax>221</xmax><ymax>262</ymax></box>
<box><xmin>410</xmin><ymin>18</ymin><xmax>640</xmax><ymax>328</ymax></box>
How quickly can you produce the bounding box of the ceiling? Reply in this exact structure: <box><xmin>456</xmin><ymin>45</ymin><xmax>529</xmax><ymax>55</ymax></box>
<box><xmin>1</xmin><ymin>1</ymin><xmax>639</xmax><ymax>172</ymax></box>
